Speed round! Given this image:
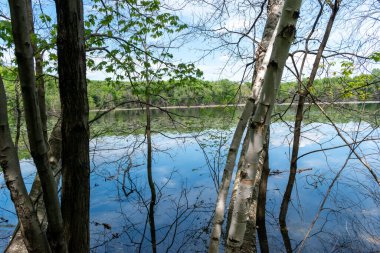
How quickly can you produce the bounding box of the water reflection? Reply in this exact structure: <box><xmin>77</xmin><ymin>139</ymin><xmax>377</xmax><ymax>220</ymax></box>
<box><xmin>0</xmin><ymin>105</ymin><xmax>379</xmax><ymax>252</ymax></box>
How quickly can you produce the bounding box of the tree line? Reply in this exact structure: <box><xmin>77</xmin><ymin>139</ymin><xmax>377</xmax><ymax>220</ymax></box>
<box><xmin>2</xmin><ymin>67</ymin><xmax>379</xmax><ymax>113</ymax></box>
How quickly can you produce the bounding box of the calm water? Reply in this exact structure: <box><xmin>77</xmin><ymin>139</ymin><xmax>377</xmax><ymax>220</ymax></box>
<box><xmin>0</xmin><ymin>105</ymin><xmax>379</xmax><ymax>252</ymax></box>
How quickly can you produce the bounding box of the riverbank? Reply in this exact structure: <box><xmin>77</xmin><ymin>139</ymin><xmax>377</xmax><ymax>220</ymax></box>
<box><xmin>89</xmin><ymin>101</ymin><xmax>380</xmax><ymax>112</ymax></box>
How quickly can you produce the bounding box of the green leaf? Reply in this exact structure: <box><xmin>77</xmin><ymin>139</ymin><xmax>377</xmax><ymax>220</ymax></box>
<box><xmin>370</xmin><ymin>52</ymin><xmax>380</xmax><ymax>62</ymax></box>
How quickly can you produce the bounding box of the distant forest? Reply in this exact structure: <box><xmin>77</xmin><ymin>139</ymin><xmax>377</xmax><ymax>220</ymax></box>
<box><xmin>2</xmin><ymin>68</ymin><xmax>379</xmax><ymax>112</ymax></box>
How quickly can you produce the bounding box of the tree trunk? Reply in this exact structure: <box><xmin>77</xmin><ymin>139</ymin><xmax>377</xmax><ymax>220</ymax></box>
<box><xmin>35</xmin><ymin>55</ymin><xmax>48</xmax><ymax>143</ymax></box>
<box><xmin>6</xmin><ymin>3</ymin><xmax>61</xmax><ymax>251</ymax></box>
<box><xmin>226</xmin><ymin>0</ymin><xmax>284</xmax><ymax>234</ymax></box>
<box><xmin>25</xmin><ymin>0</ymin><xmax>48</xmax><ymax>143</ymax></box>
<box><xmin>142</xmin><ymin>40</ymin><xmax>157</xmax><ymax>252</ymax></box>
<box><xmin>256</xmin><ymin>132</ymin><xmax>270</xmax><ymax>253</ymax></box>
<box><xmin>209</xmin><ymin>2</ymin><xmax>284</xmax><ymax>251</ymax></box>
<box><xmin>0</xmin><ymin>74</ymin><xmax>51</xmax><ymax>253</ymax></box>
<box><xmin>226</xmin><ymin>132</ymin><xmax>249</xmax><ymax>231</ymax></box>
<box><xmin>279</xmin><ymin>96</ymin><xmax>303</xmax><ymax>253</ymax></box>
<box><xmin>55</xmin><ymin>0</ymin><xmax>90</xmax><ymax>251</ymax></box>
<box><xmin>5</xmin><ymin>119</ymin><xmax>62</xmax><ymax>253</ymax></box>
<box><xmin>8</xmin><ymin>1</ymin><xmax>67</xmax><ymax>252</ymax></box>
<box><xmin>279</xmin><ymin>3</ymin><xmax>340</xmax><ymax>250</ymax></box>
<box><xmin>146</xmin><ymin>92</ymin><xmax>157</xmax><ymax>253</ymax></box>
<box><xmin>226</xmin><ymin>0</ymin><xmax>302</xmax><ymax>251</ymax></box>
<box><xmin>239</xmin><ymin>131</ymin><xmax>270</xmax><ymax>253</ymax></box>
<box><xmin>208</xmin><ymin>98</ymin><xmax>255</xmax><ymax>252</ymax></box>
<box><xmin>13</xmin><ymin>78</ymin><xmax>21</xmax><ymax>151</ymax></box>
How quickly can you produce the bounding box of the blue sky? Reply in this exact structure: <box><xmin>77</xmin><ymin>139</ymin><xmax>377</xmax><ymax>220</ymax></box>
<box><xmin>85</xmin><ymin>0</ymin><xmax>380</xmax><ymax>81</ymax></box>
<box><xmin>0</xmin><ymin>0</ymin><xmax>379</xmax><ymax>81</ymax></box>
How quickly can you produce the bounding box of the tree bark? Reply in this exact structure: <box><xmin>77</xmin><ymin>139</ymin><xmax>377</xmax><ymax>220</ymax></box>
<box><xmin>6</xmin><ymin>2</ymin><xmax>61</xmax><ymax>248</ymax></box>
<box><xmin>13</xmin><ymin>78</ymin><xmax>21</xmax><ymax>151</ymax></box>
<box><xmin>239</xmin><ymin>131</ymin><xmax>270</xmax><ymax>253</ymax></box>
<box><xmin>226</xmin><ymin>0</ymin><xmax>302</xmax><ymax>251</ymax></box>
<box><xmin>226</xmin><ymin>131</ymin><xmax>249</xmax><ymax>231</ymax></box>
<box><xmin>226</xmin><ymin>0</ymin><xmax>284</xmax><ymax>234</ymax></box>
<box><xmin>279</xmin><ymin>3</ymin><xmax>340</xmax><ymax>251</ymax></box>
<box><xmin>5</xmin><ymin>119</ymin><xmax>62</xmax><ymax>253</ymax></box>
<box><xmin>208</xmin><ymin>2</ymin><xmax>284</xmax><ymax>251</ymax></box>
<box><xmin>8</xmin><ymin>0</ymin><xmax>68</xmax><ymax>252</ymax></box>
<box><xmin>209</xmin><ymin>99</ymin><xmax>255</xmax><ymax>252</ymax></box>
<box><xmin>55</xmin><ymin>0</ymin><xmax>90</xmax><ymax>251</ymax></box>
<box><xmin>0</xmin><ymin>74</ymin><xmax>51</xmax><ymax>253</ymax></box>
<box><xmin>146</xmin><ymin>91</ymin><xmax>157</xmax><ymax>253</ymax></box>
<box><xmin>143</xmin><ymin>44</ymin><xmax>157</xmax><ymax>252</ymax></box>
<box><xmin>25</xmin><ymin>0</ymin><xmax>48</xmax><ymax>143</ymax></box>
<box><xmin>256</xmin><ymin>132</ymin><xmax>270</xmax><ymax>253</ymax></box>
<box><xmin>35</xmin><ymin>55</ymin><xmax>48</xmax><ymax>141</ymax></box>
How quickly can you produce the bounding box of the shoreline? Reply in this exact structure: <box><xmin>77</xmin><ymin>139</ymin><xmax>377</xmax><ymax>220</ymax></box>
<box><xmin>89</xmin><ymin>101</ymin><xmax>380</xmax><ymax>112</ymax></box>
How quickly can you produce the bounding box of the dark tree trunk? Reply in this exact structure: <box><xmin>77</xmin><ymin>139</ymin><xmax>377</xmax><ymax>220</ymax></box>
<box><xmin>13</xmin><ymin>78</ymin><xmax>21</xmax><ymax>151</ymax></box>
<box><xmin>279</xmin><ymin>3</ymin><xmax>340</xmax><ymax>251</ymax></box>
<box><xmin>279</xmin><ymin>96</ymin><xmax>304</xmax><ymax>253</ymax></box>
<box><xmin>35</xmin><ymin>55</ymin><xmax>48</xmax><ymax>142</ymax></box>
<box><xmin>146</xmin><ymin>94</ymin><xmax>157</xmax><ymax>253</ymax></box>
<box><xmin>55</xmin><ymin>0</ymin><xmax>90</xmax><ymax>252</ymax></box>
<box><xmin>8</xmin><ymin>0</ymin><xmax>67</xmax><ymax>252</ymax></box>
<box><xmin>144</xmin><ymin>45</ymin><xmax>157</xmax><ymax>252</ymax></box>
<box><xmin>25</xmin><ymin>0</ymin><xmax>48</xmax><ymax>143</ymax></box>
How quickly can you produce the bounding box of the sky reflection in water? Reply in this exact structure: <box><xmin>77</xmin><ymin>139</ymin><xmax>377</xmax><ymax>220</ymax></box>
<box><xmin>0</xmin><ymin>118</ymin><xmax>379</xmax><ymax>252</ymax></box>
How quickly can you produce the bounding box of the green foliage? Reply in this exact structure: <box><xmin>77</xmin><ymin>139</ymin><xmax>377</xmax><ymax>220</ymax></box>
<box><xmin>0</xmin><ymin>67</ymin><xmax>18</xmax><ymax>108</ymax></box>
<box><xmin>86</xmin><ymin>78</ymin><xmax>249</xmax><ymax>109</ymax></box>
<box><xmin>370</xmin><ymin>52</ymin><xmax>380</xmax><ymax>62</ymax></box>
<box><xmin>341</xmin><ymin>61</ymin><xmax>354</xmax><ymax>77</ymax></box>
<box><xmin>85</xmin><ymin>0</ymin><xmax>202</xmax><ymax>101</ymax></box>
<box><xmin>0</xmin><ymin>20</ymin><xmax>13</xmax><ymax>57</ymax></box>
<box><xmin>3</xmin><ymin>72</ymin><xmax>377</xmax><ymax>113</ymax></box>
<box><xmin>278</xmin><ymin>72</ymin><xmax>379</xmax><ymax>103</ymax></box>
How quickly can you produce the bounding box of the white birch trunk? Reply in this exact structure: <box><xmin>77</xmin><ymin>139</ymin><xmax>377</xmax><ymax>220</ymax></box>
<box><xmin>209</xmin><ymin>0</ymin><xmax>283</xmax><ymax>253</ymax></box>
<box><xmin>209</xmin><ymin>99</ymin><xmax>254</xmax><ymax>253</ymax></box>
<box><xmin>227</xmin><ymin>0</ymin><xmax>284</xmax><ymax>232</ymax></box>
<box><xmin>240</xmin><ymin>130</ymin><xmax>270</xmax><ymax>252</ymax></box>
<box><xmin>208</xmin><ymin>2</ymin><xmax>285</xmax><ymax>251</ymax></box>
<box><xmin>226</xmin><ymin>0</ymin><xmax>303</xmax><ymax>251</ymax></box>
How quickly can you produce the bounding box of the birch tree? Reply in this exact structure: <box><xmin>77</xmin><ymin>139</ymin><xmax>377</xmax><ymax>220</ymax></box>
<box><xmin>226</xmin><ymin>0</ymin><xmax>303</xmax><ymax>251</ymax></box>
<box><xmin>226</xmin><ymin>0</ymin><xmax>284</xmax><ymax>238</ymax></box>
<box><xmin>255</xmin><ymin>131</ymin><xmax>270</xmax><ymax>253</ymax></box>
<box><xmin>209</xmin><ymin>1</ymin><xmax>284</xmax><ymax>251</ymax></box>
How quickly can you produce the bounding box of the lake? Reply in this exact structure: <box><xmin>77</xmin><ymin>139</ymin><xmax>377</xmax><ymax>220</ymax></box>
<box><xmin>0</xmin><ymin>104</ymin><xmax>379</xmax><ymax>252</ymax></box>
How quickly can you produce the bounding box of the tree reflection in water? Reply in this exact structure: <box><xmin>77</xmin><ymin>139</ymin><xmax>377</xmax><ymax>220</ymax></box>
<box><xmin>0</xmin><ymin>107</ymin><xmax>379</xmax><ymax>252</ymax></box>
